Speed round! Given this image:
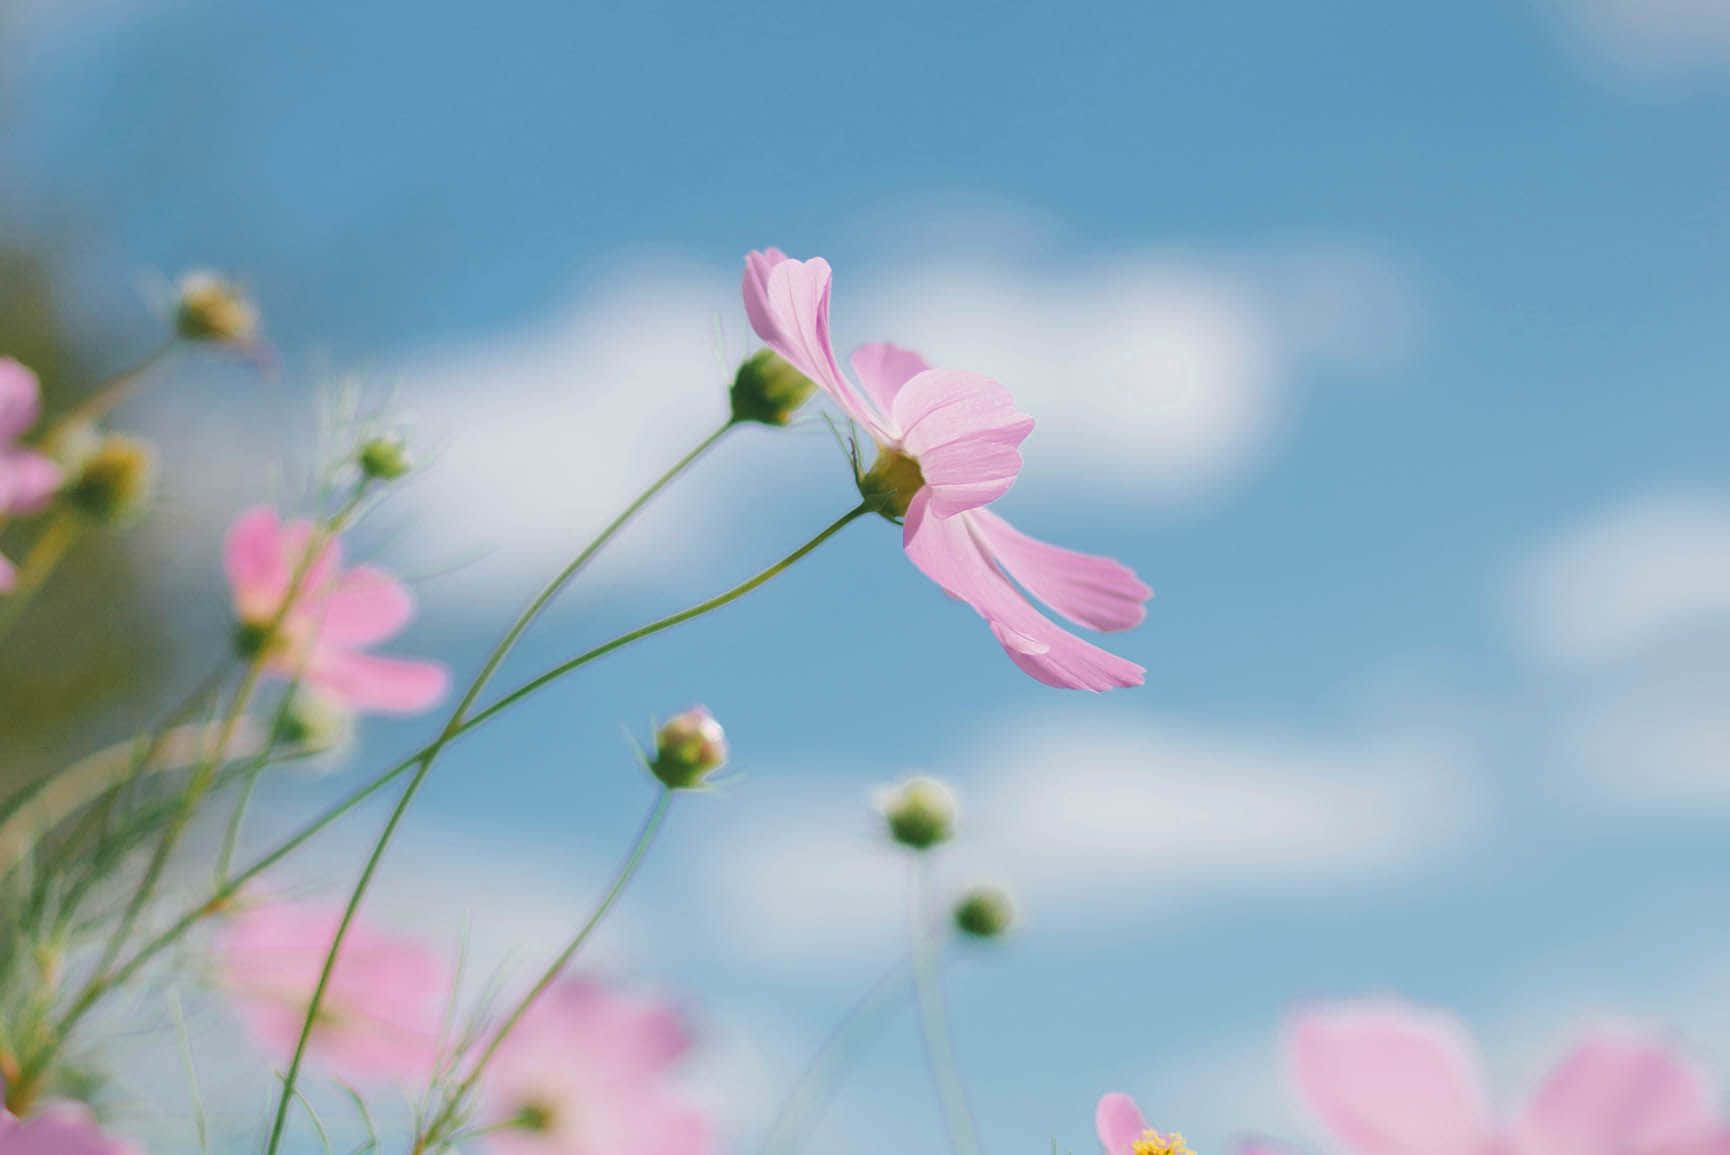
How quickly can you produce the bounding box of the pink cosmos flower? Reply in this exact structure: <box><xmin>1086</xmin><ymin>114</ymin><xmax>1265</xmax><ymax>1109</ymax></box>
<box><xmin>217</xmin><ymin>900</ymin><xmax>450</xmax><ymax>1085</ymax></box>
<box><xmin>0</xmin><ymin>358</ymin><xmax>64</xmax><ymax>592</ymax></box>
<box><xmin>479</xmin><ymin>980</ymin><xmax>711</xmax><ymax>1155</ymax></box>
<box><xmin>1290</xmin><ymin>999</ymin><xmax>1730</xmax><ymax>1155</ymax></box>
<box><xmin>742</xmin><ymin>249</ymin><xmax>1150</xmax><ymax>691</ymax></box>
<box><xmin>224</xmin><ymin>506</ymin><xmax>448</xmax><ymax>714</ymax></box>
<box><xmin>0</xmin><ymin>1104</ymin><xmax>143</xmax><ymax>1155</ymax></box>
<box><xmin>1097</xmin><ymin>1093</ymin><xmax>1192</xmax><ymax>1155</ymax></box>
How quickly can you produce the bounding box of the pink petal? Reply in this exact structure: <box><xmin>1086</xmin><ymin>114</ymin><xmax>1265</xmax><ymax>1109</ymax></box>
<box><xmin>0</xmin><ymin>450</ymin><xmax>63</xmax><ymax>516</ymax></box>
<box><xmin>308</xmin><ymin>649</ymin><xmax>449</xmax><ymax>714</ymax></box>
<box><xmin>1515</xmin><ymin>1031</ymin><xmax>1718</xmax><ymax>1155</ymax></box>
<box><xmin>1096</xmin><ymin>1092</ymin><xmax>1150</xmax><ymax>1155</ymax></box>
<box><xmin>969</xmin><ymin>508</ymin><xmax>1151</xmax><ymax>632</ymax></box>
<box><xmin>0</xmin><ymin>357</ymin><xmax>42</xmax><ymax>443</ymax></box>
<box><xmin>902</xmin><ymin>496</ymin><xmax>1145</xmax><ymax>691</ymax></box>
<box><xmin>225</xmin><ymin>506</ymin><xmax>288</xmax><ymax>619</ymax></box>
<box><xmin>741</xmin><ymin>251</ymin><xmax>889</xmax><ymax>439</ymax></box>
<box><xmin>892</xmin><ymin>369</ymin><xmax>1033</xmax><ymax>517</ymax></box>
<box><xmin>849</xmin><ymin>341</ymin><xmax>931</xmax><ymax>418</ymax></box>
<box><xmin>0</xmin><ymin>1105</ymin><xmax>143</xmax><ymax>1155</ymax></box>
<box><xmin>1648</xmin><ymin>1132</ymin><xmax>1730</xmax><ymax>1155</ymax></box>
<box><xmin>1289</xmin><ymin>1000</ymin><xmax>1494</xmax><ymax>1155</ymax></box>
<box><xmin>314</xmin><ymin>564</ymin><xmax>416</xmax><ymax>647</ymax></box>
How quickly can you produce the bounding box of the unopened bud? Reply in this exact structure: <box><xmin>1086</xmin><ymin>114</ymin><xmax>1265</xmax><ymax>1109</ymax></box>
<box><xmin>358</xmin><ymin>436</ymin><xmax>412</xmax><ymax>481</ymax></box>
<box><xmin>274</xmin><ymin>691</ymin><xmax>353</xmax><ymax>755</ymax></box>
<box><xmin>858</xmin><ymin>447</ymin><xmax>926</xmax><ymax>520</ymax></box>
<box><xmin>64</xmin><ymin>435</ymin><xmax>154</xmax><ymax>523</ymax></box>
<box><xmin>175</xmin><ymin>271</ymin><xmax>258</xmax><ymax>344</ymax></box>
<box><xmin>878</xmin><ymin>776</ymin><xmax>956</xmax><ymax>850</ymax></box>
<box><xmin>953</xmin><ymin>886</ymin><xmax>1015</xmax><ymax>939</ymax></box>
<box><xmin>730</xmin><ymin>349</ymin><xmax>817</xmax><ymax>426</ymax></box>
<box><xmin>649</xmin><ymin>706</ymin><xmax>728</xmax><ymax>789</ymax></box>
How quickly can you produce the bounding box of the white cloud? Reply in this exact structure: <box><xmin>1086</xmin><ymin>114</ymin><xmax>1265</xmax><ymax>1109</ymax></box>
<box><xmin>1545</xmin><ymin>0</ymin><xmax>1730</xmax><ymax>87</ymax></box>
<box><xmin>696</xmin><ymin>713</ymin><xmax>1484</xmax><ymax>972</ymax></box>
<box><xmin>1562</xmin><ymin>671</ymin><xmax>1730</xmax><ymax>811</ymax></box>
<box><xmin>1511</xmin><ymin>491</ymin><xmax>1730</xmax><ymax>667</ymax></box>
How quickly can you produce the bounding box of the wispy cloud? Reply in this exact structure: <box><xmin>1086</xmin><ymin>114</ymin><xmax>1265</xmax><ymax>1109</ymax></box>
<box><xmin>1543</xmin><ymin>0</ymin><xmax>1730</xmax><ymax>89</ymax></box>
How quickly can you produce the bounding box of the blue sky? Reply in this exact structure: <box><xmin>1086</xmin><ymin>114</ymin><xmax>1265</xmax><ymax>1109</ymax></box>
<box><xmin>5</xmin><ymin>0</ymin><xmax>1730</xmax><ymax>1152</ymax></box>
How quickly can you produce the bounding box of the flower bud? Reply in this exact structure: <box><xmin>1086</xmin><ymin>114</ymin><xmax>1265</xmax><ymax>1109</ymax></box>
<box><xmin>274</xmin><ymin>691</ymin><xmax>354</xmax><ymax>755</ymax></box>
<box><xmin>64</xmin><ymin>435</ymin><xmax>155</xmax><ymax>523</ymax></box>
<box><xmin>858</xmin><ymin>447</ymin><xmax>926</xmax><ymax>520</ymax></box>
<box><xmin>649</xmin><ymin>706</ymin><xmax>728</xmax><ymax>789</ymax></box>
<box><xmin>358</xmin><ymin>436</ymin><xmax>412</xmax><ymax>481</ymax></box>
<box><xmin>730</xmin><ymin>349</ymin><xmax>818</xmax><ymax>426</ymax></box>
<box><xmin>175</xmin><ymin>271</ymin><xmax>258</xmax><ymax>344</ymax></box>
<box><xmin>953</xmin><ymin>885</ymin><xmax>1015</xmax><ymax>939</ymax></box>
<box><xmin>878</xmin><ymin>776</ymin><xmax>956</xmax><ymax>851</ymax></box>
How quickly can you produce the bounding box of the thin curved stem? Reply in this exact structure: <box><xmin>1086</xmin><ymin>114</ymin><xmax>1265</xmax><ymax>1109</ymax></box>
<box><xmin>416</xmin><ymin>789</ymin><xmax>674</xmax><ymax>1151</ymax></box>
<box><xmin>910</xmin><ymin>858</ymin><xmax>983</xmax><ymax>1155</ymax></box>
<box><xmin>0</xmin><ymin>512</ymin><xmax>84</xmax><ymax>645</ymax></box>
<box><xmin>51</xmin><ymin>340</ymin><xmax>177</xmax><ymax>433</ymax></box>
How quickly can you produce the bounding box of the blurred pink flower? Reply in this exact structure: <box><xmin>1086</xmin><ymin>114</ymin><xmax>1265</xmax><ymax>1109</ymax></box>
<box><xmin>1096</xmin><ymin>1093</ymin><xmax>1192</xmax><ymax>1155</ymax></box>
<box><xmin>0</xmin><ymin>1104</ymin><xmax>143</xmax><ymax>1155</ymax></box>
<box><xmin>1290</xmin><ymin>999</ymin><xmax>1730</xmax><ymax>1155</ymax></box>
<box><xmin>218</xmin><ymin>900</ymin><xmax>449</xmax><ymax>1085</ymax></box>
<box><xmin>224</xmin><ymin>506</ymin><xmax>448</xmax><ymax>714</ymax></box>
<box><xmin>0</xmin><ymin>358</ymin><xmax>64</xmax><ymax>592</ymax></box>
<box><xmin>479</xmin><ymin>980</ymin><xmax>710</xmax><ymax>1155</ymax></box>
<box><xmin>742</xmin><ymin>248</ymin><xmax>1150</xmax><ymax>691</ymax></box>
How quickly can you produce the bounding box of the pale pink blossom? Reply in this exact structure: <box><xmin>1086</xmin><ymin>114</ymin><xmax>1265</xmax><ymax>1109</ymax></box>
<box><xmin>479</xmin><ymin>980</ymin><xmax>711</xmax><ymax>1155</ymax></box>
<box><xmin>1290</xmin><ymin>1000</ymin><xmax>1730</xmax><ymax>1155</ymax></box>
<box><xmin>0</xmin><ymin>1104</ymin><xmax>143</xmax><ymax>1155</ymax></box>
<box><xmin>742</xmin><ymin>249</ymin><xmax>1150</xmax><ymax>691</ymax></box>
<box><xmin>224</xmin><ymin>506</ymin><xmax>448</xmax><ymax>714</ymax></box>
<box><xmin>217</xmin><ymin>900</ymin><xmax>450</xmax><ymax>1085</ymax></box>
<box><xmin>1096</xmin><ymin>1093</ymin><xmax>1192</xmax><ymax>1155</ymax></box>
<box><xmin>0</xmin><ymin>359</ymin><xmax>64</xmax><ymax>592</ymax></box>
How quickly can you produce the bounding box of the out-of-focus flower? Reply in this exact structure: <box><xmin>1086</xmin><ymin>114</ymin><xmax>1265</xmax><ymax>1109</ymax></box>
<box><xmin>0</xmin><ymin>359</ymin><xmax>64</xmax><ymax>591</ymax></box>
<box><xmin>63</xmin><ymin>435</ymin><xmax>155</xmax><ymax>524</ymax></box>
<box><xmin>648</xmin><ymin>706</ymin><xmax>728</xmax><ymax>789</ymax></box>
<box><xmin>225</xmin><ymin>506</ymin><xmax>449</xmax><ymax>714</ymax></box>
<box><xmin>217</xmin><ymin>900</ymin><xmax>449</xmax><ymax>1085</ymax></box>
<box><xmin>878</xmin><ymin>776</ymin><xmax>957</xmax><ymax>850</ymax></box>
<box><xmin>729</xmin><ymin>349</ymin><xmax>817</xmax><ymax>426</ymax></box>
<box><xmin>0</xmin><ymin>1104</ymin><xmax>144</xmax><ymax>1154</ymax></box>
<box><xmin>1290</xmin><ymin>1000</ymin><xmax>1730</xmax><ymax>1155</ymax></box>
<box><xmin>1096</xmin><ymin>1094</ymin><xmax>1192</xmax><ymax>1155</ymax></box>
<box><xmin>953</xmin><ymin>885</ymin><xmax>1015</xmax><ymax>939</ymax></box>
<box><xmin>174</xmin><ymin>271</ymin><xmax>258</xmax><ymax>345</ymax></box>
<box><xmin>357</xmin><ymin>436</ymin><xmax>412</xmax><ymax>481</ymax></box>
<box><xmin>479</xmin><ymin>980</ymin><xmax>711</xmax><ymax>1155</ymax></box>
<box><xmin>741</xmin><ymin>248</ymin><xmax>1151</xmax><ymax>691</ymax></box>
<box><xmin>272</xmin><ymin>689</ymin><xmax>355</xmax><ymax>756</ymax></box>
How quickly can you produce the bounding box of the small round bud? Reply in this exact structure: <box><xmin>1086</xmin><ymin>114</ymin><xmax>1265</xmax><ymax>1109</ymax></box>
<box><xmin>649</xmin><ymin>706</ymin><xmax>728</xmax><ymax>789</ymax></box>
<box><xmin>64</xmin><ymin>435</ymin><xmax>155</xmax><ymax>523</ymax></box>
<box><xmin>953</xmin><ymin>886</ymin><xmax>1015</xmax><ymax>939</ymax></box>
<box><xmin>878</xmin><ymin>776</ymin><xmax>956</xmax><ymax>851</ymax></box>
<box><xmin>274</xmin><ymin>691</ymin><xmax>353</xmax><ymax>755</ymax></box>
<box><xmin>358</xmin><ymin>436</ymin><xmax>412</xmax><ymax>481</ymax></box>
<box><xmin>175</xmin><ymin>271</ymin><xmax>258</xmax><ymax>344</ymax></box>
<box><xmin>730</xmin><ymin>349</ymin><xmax>818</xmax><ymax>426</ymax></box>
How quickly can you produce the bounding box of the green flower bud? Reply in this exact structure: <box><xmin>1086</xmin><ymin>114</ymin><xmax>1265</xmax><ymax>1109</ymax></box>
<box><xmin>730</xmin><ymin>349</ymin><xmax>818</xmax><ymax>426</ymax></box>
<box><xmin>878</xmin><ymin>776</ymin><xmax>956</xmax><ymax>851</ymax></box>
<box><xmin>649</xmin><ymin>706</ymin><xmax>728</xmax><ymax>789</ymax></box>
<box><xmin>273</xmin><ymin>692</ymin><xmax>353</xmax><ymax>755</ymax></box>
<box><xmin>64</xmin><ymin>435</ymin><xmax>155</xmax><ymax>524</ymax></box>
<box><xmin>858</xmin><ymin>447</ymin><xmax>926</xmax><ymax>520</ymax></box>
<box><xmin>175</xmin><ymin>271</ymin><xmax>258</xmax><ymax>344</ymax></box>
<box><xmin>953</xmin><ymin>886</ymin><xmax>1015</xmax><ymax>939</ymax></box>
<box><xmin>358</xmin><ymin>436</ymin><xmax>412</xmax><ymax>481</ymax></box>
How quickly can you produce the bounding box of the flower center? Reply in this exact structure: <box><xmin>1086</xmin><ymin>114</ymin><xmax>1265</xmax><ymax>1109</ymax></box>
<box><xmin>512</xmin><ymin>1100</ymin><xmax>558</xmax><ymax>1133</ymax></box>
<box><xmin>858</xmin><ymin>446</ymin><xmax>926</xmax><ymax>520</ymax></box>
<box><xmin>1133</xmin><ymin>1130</ymin><xmax>1192</xmax><ymax>1155</ymax></box>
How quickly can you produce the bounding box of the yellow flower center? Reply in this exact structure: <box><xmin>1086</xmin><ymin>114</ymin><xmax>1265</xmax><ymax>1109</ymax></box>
<box><xmin>1133</xmin><ymin>1130</ymin><xmax>1192</xmax><ymax>1155</ymax></box>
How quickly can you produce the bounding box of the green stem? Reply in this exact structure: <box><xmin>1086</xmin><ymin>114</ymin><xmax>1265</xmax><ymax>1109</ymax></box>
<box><xmin>910</xmin><ymin>858</ymin><xmax>983</xmax><ymax>1155</ymax></box>
<box><xmin>758</xmin><ymin>955</ymin><xmax>912</xmax><ymax>1155</ymax></box>
<box><xmin>0</xmin><ymin>512</ymin><xmax>84</xmax><ymax>644</ymax></box>
<box><xmin>264</xmin><ymin>500</ymin><xmax>866</xmax><ymax>1155</ymax></box>
<box><xmin>50</xmin><ymin>341</ymin><xmax>177</xmax><ymax>435</ymax></box>
<box><xmin>418</xmin><ymin>789</ymin><xmax>674</xmax><ymax>1151</ymax></box>
<box><xmin>258</xmin><ymin>423</ymin><xmax>737</xmax><ymax>1155</ymax></box>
